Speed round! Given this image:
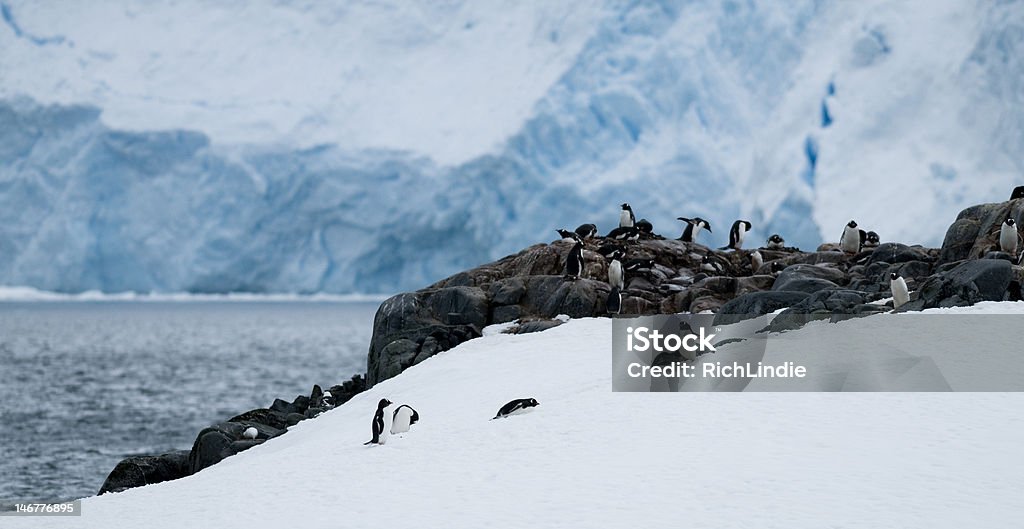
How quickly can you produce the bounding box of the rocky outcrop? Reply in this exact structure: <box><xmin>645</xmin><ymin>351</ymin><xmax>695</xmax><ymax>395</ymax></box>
<box><xmin>99</xmin><ymin>374</ymin><xmax>367</xmax><ymax>495</ymax></box>
<box><xmin>940</xmin><ymin>199</ymin><xmax>1024</xmax><ymax>263</ymax></box>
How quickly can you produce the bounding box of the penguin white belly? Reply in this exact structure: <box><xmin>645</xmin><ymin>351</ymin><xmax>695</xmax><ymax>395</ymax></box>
<box><xmin>891</xmin><ymin>277</ymin><xmax>910</xmax><ymax>309</ymax></box>
<box><xmin>840</xmin><ymin>227</ymin><xmax>860</xmax><ymax>253</ymax></box>
<box><xmin>619</xmin><ymin>210</ymin><xmax>633</xmax><ymax>228</ymax></box>
<box><xmin>735</xmin><ymin>228</ymin><xmax>746</xmax><ymax>249</ymax></box>
<box><xmin>391</xmin><ymin>407</ymin><xmax>414</xmax><ymax>434</ymax></box>
<box><xmin>1000</xmin><ymin>223</ymin><xmax>1018</xmax><ymax>255</ymax></box>
<box><xmin>608</xmin><ymin>261</ymin><xmax>624</xmax><ymax>289</ymax></box>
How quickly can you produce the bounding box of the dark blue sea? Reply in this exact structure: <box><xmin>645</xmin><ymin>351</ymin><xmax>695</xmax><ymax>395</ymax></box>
<box><xmin>0</xmin><ymin>301</ymin><xmax>378</xmax><ymax>503</ymax></box>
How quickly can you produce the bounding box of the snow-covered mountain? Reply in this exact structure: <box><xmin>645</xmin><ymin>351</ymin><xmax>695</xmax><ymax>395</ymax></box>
<box><xmin>2</xmin><ymin>0</ymin><xmax>1022</xmax><ymax>294</ymax></box>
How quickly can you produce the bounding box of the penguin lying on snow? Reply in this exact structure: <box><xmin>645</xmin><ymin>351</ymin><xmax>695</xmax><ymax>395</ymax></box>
<box><xmin>492</xmin><ymin>398</ymin><xmax>540</xmax><ymax>419</ymax></box>
<box><xmin>364</xmin><ymin>398</ymin><xmax>393</xmax><ymax>445</ymax></box>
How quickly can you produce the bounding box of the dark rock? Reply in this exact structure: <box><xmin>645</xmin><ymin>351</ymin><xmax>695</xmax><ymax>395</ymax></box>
<box><xmin>916</xmin><ymin>259</ymin><xmax>1015</xmax><ymax>309</ymax></box>
<box><xmin>939</xmin><ymin>200</ymin><xmax>1024</xmax><ymax>263</ymax></box>
<box><xmin>269</xmin><ymin>398</ymin><xmax>300</xmax><ymax>415</ymax></box>
<box><xmin>98</xmin><ymin>450</ymin><xmax>190</xmax><ymax>495</ymax></box>
<box><xmin>714</xmin><ymin>291</ymin><xmax>811</xmax><ymax>325</ymax></box>
<box><xmin>188</xmin><ymin>422</ymin><xmax>281</xmax><ymax>474</ymax></box>
<box><xmin>983</xmin><ymin>251</ymin><xmax>1016</xmax><ymax>262</ymax></box>
<box><xmin>492</xmin><ymin>304</ymin><xmax>522</xmax><ymax>323</ymax></box>
<box><xmin>867</xmin><ymin>243</ymin><xmax>933</xmax><ymax>265</ymax></box>
<box><xmin>515</xmin><ymin>319</ymin><xmax>564</xmax><ymax>334</ymax></box>
<box><xmin>771</xmin><ymin>276</ymin><xmax>839</xmax><ymax>294</ymax></box>
<box><xmin>229</xmin><ymin>408</ymin><xmax>294</xmax><ymax>430</ymax></box>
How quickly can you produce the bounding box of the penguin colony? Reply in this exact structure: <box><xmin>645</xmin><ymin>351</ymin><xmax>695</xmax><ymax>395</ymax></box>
<box><xmin>357</xmin><ymin>188</ymin><xmax>1024</xmax><ymax>445</ymax></box>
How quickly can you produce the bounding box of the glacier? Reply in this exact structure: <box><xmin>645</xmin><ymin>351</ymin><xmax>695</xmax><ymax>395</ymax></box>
<box><xmin>1</xmin><ymin>0</ymin><xmax>1023</xmax><ymax>294</ymax></box>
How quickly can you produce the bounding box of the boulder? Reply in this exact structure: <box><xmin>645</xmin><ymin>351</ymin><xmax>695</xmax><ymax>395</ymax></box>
<box><xmin>915</xmin><ymin>259</ymin><xmax>1016</xmax><ymax>308</ymax></box>
<box><xmin>714</xmin><ymin>291</ymin><xmax>811</xmax><ymax>325</ymax></box>
<box><xmin>98</xmin><ymin>450</ymin><xmax>190</xmax><ymax>495</ymax></box>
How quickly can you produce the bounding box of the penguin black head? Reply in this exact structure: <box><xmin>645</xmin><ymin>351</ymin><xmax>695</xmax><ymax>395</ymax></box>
<box><xmin>1006</xmin><ymin>218</ymin><xmax>1016</xmax><ymax>227</ymax></box>
<box><xmin>677</xmin><ymin>216</ymin><xmax>712</xmax><ymax>233</ymax></box>
<box><xmin>527</xmin><ymin>398</ymin><xmax>539</xmax><ymax>406</ymax></box>
<box><xmin>771</xmin><ymin>261</ymin><xmax>786</xmax><ymax>273</ymax></box>
<box><xmin>621</xmin><ymin>203</ymin><xmax>631</xmax><ymax>210</ymax></box>
<box><xmin>377</xmin><ymin>398</ymin><xmax>392</xmax><ymax>409</ymax></box>
<box><xmin>767</xmin><ymin>234</ymin><xmax>784</xmax><ymax>244</ymax></box>
<box><xmin>890</xmin><ymin>272</ymin><xmax>899</xmax><ymax>281</ymax></box>
<box><xmin>847</xmin><ymin>220</ymin><xmax>858</xmax><ymax>228</ymax></box>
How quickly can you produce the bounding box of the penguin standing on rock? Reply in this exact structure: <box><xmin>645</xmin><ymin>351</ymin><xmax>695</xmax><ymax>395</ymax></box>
<box><xmin>750</xmin><ymin>251</ymin><xmax>763</xmax><ymax>275</ymax></box>
<box><xmin>1000</xmin><ymin>218</ymin><xmax>1019</xmax><ymax>256</ymax></box>
<box><xmin>607</xmin><ymin>251</ymin><xmax>624</xmax><ymax>290</ymax></box>
<box><xmin>677</xmin><ymin>217</ymin><xmax>712</xmax><ymax>244</ymax></box>
<box><xmin>364</xmin><ymin>398</ymin><xmax>392</xmax><ymax>445</ymax></box>
<box><xmin>565</xmin><ymin>241</ymin><xmax>584</xmax><ymax>280</ymax></box>
<box><xmin>890</xmin><ymin>273</ymin><xmax>910</xmax><ymax>309</ymax></box>
<box><xmin>575</xmin><ymin>223</ymin><xmax>598</xmax><ymax>239</ymax></box>
<box><xmin>722</xmin><ymin>220</ymin><xmax>752</xmax><ymax>250</ymax></box>
<box><xmin>619</xmin><ymin>203</ymin><xmax>635</xmax><ymax>228</ymax></box>
<box><xmin>840</xmin><ymin>220</ymin><xmax>865</xmax><ymax>253</ymax></box>
<box><xmin>765</xmin><ymin>234</ymin><xmax>785</xmax><ymax>250</ymax></box>
<box><xmin>607</xmin><ymin>286</ymin><xmax>622</xmax><ymax>315</ymax></box>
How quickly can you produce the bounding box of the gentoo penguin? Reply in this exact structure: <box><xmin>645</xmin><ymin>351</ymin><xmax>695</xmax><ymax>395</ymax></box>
<box><xmin>607</xmin><ymin>251</ymin><xmax>624</xmax><ymax>290</ymax></box>
<box><xmin>623</xmin><ymin>258</ymin><xmax>654</xmax><ymax>273</ymax></box>
<box><xmin>890</xmin><ymin>272</ymin><xmax>910</xmax><ymax>309</ymax></box>
<box><xmin>605</xmin><ymin>226</ymin><xmax>641</xmax><ymax>241</ymax></box>
<box><xmin>722</xmin><ymin>220</ymin><xmax>752</xmax><ymax>250</ymax></box>
<box><xmin>635</xmin><ymin>218</ymin><xmax>653</xmax><ymax>235</ymax></box>
<box><xmin>677</xmin><ymin>217</ymin><xmax>712</xmax><ymax>243</ymax></box>
<box><xmin>242</xmin><ymin>427</ymin><xmax>258</xmax><ymax>440</ymax></box>
<box><xmin>619</xmin><ymin>203</ymin><xmax>635</xmax><ymax>228</ymax></box>
<box><xmin>750</xmin><ymin>250</ymin><xmax>764</xmax><ymax>275</ymax></box>
<box><xmin>564</xmin><ymin>241</ymin><xmax>584</xmax><ymax>280</ymax></box>
<box><xmin>575</xmin><ymin>223</ymin><xmax>598</xmax><ymax>239</ymax></box>
<box><xmin>364</xmin><ymin>398</ymin><xmax>392</xmax><ymax>445</ymax></box>
<box><xmin>597</xmin><ymin>243</ymin><xmax>625</xmax><ymax>258</ymax></box>
<box><xmin>390</xmin><ymin>404</ymin><xmax>419</xmax><ymax>434</ymax></box>
<box><xmin>765</xmin><ymin>234</ymin><xmax>785</xmax><ymax>250</ymax></box>
<box><xmin>492</xmin><ymin>398</ymin><xmax>540</xmax><ymax>419</ymax></box>
<box><xmin>863</xmin><ymin>231</ymin><xmax>880</xmax><ymax>249</ymax></box>
<box><xmin>607</xmin><ymin>286</ymin><xmax>622</xmax><ymax>315</ymax></box>
<box><xmin>556</xmin><ymin>229</ymin><xmax>583</xmax><ymax>244</ymax></box>
<box><xmin>840</xmin><ymin>220</ymin><xmax>864</xmax><ymax>253</ymax></box>
<box><xmin>701</xmin><ymin>254</ymin><xmax>725</xmax><ymax>275</ymax></box>
<box><xmin>320</xmin><ymin>391</ymin><xmax>335</xmax><ymax>409</ymax></box>
<box><xmin>1000</xmin><ymin>218</ymin><xmax>1019</xmax><ymax>256</ymax></box>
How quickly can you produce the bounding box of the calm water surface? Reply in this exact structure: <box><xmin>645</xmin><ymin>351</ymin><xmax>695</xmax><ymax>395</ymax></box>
<box><xmin>0</xmin><ymin>301</ymin><xmax>378</xmax><ymax>503</ymax></box>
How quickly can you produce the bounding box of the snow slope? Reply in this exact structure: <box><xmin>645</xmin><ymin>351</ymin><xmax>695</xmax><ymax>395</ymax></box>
<box><xmin>2</xmin><ymin>0</ymin><xmax>1023</xmax><ymax>293</ymax></box>
<box><xmin>8</xmin><ymin>305</ymin><xmax>1023</xmax><ymax>528</ymax></box>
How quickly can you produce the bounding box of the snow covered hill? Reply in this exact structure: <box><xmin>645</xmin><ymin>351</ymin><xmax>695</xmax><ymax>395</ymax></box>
<box><xmin>2</xmin><ymin>0</ymin><xmax>1023</xmax><ymax>293</ymax></box>
<box><xmin>7</xmin><ymin>305</ymin><xmax>1023</xmax><ymax>528</ymax></box>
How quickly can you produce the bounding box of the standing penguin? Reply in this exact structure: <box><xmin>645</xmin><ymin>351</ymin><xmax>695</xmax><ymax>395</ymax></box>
<box><xmin>607</xmin><ymin>251</ymin><xmax>624</xmax><ymax>290</ymax></box>
<box><xmin>677</xmin><ymin>217</ymin><xmax>712</xmax><ymax>243</ymax></box>
<box><xmin>607</xmin><ymin>286</ymin><xmax>622</xmax><ymax>315</ymax></box>
<box><xmin>750</xmin><ymin>251</ymin><xmax>764</xmax><ymax>275</ymax></box>
<box><xmin>1000</xmin><ymin>218</ymin><xmax>1019</xmax><ymax>256</ymax></box>
<box><xmin>390</xmin><ymin>404</ymin><xmax>420</xmax><ymax>434</ymax></box>
<box><xmin>890</xmin><ymin>272</ymin><xmax>910</xmax><ymax>309</ymax></box>
<box><xmin>492</xmin><ymin>398</ymin><xmax>540</xmax><ymax>419</ymax></box>
<box><xmin>364</xmin><ymin>398</ymin><xmax>392</xmax><ymax>445</ymax></box>
<box><xmin>765</xmin><ymin>234</ymin><xmax>785</xmax><ymax>250</ymax></box>
<box><xmin>619</xmin><ymin>203</ymin><xmax>635</xmax><ymax>228</ymax></box>
<box><xmin>565</xmin><ymin>241</ymin><xmax>584</xmax><ymax>280</ymax></box>
<box><xmin>575</xmin><ymin>223</ymin><xmax>598</xmax><ymax>239</ymax></box>
<box><xmin>840</xmin><ymin>220</ymin><xmax>864</xmax><ymax>253</ymax></box>
<box><xmin>722</xmin><ymin>220</ymin><xmax>752</xmax><ymax>250</ymax></box>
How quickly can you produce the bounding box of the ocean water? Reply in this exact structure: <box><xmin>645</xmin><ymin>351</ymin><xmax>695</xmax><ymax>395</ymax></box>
<box><xmin>0</xmin><ymin>301</ymin><xmax>379</xmax><ymax>503</ymax></box>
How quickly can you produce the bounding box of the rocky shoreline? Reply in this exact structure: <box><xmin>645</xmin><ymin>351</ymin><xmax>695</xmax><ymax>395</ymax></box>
<box><xmin>98</xmin><ymin>196</ymin><xmax>1024</xmax><ymax>494</ymax></box>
